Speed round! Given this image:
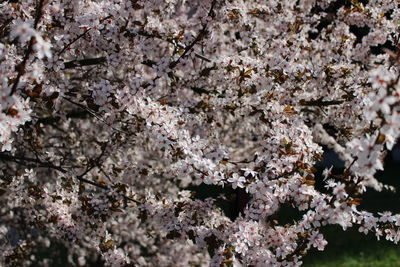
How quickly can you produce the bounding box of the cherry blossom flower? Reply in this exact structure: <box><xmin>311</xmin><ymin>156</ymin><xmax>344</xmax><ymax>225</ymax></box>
<box><xmin>308</xmin><ymin>232</ymin><xmax>327</xmax><ymax>251</ymax></box>
<box><xmin>228</xmin><ymin>173</ymin><xmax>246</xmax><ymax>189</ymax></box>
<box><xmin>10</xmin><ymin>19</ymin><xmax>35</xmax><ymax>43</ymax></box>
<box><xmin>33</xmin><ymin>35</ymin><xmax>52</xmax><ymax>59</ymax></box>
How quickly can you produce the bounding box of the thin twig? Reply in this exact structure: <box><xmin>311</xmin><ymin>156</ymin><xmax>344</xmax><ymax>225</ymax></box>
<box><xmin>58</xmin><ymin>15</ymin><xmax>112</xmax><ymax>56</ymax></box>
<box><xmin>58</xmin><ymin>28</ymin><xmax>91</xmax><ymax>56</ymax></box>
<box><xmin>62</xmin><ymin>96</ymin><xmax>132</xmax><ymax>135</ymax></box>
<box><xmin>134</xmin><ymin>30</ymin><xmax>212</xmax><ymax>63</ymax></box>
<box><xmin>169</xmin><ymin>0</ymin><xmax>217</xmax><ymax>69</ymax></box>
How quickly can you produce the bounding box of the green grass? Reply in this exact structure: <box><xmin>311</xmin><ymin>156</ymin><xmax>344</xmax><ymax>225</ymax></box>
<box><xmin>302</xmin><ymin>154</ymin><xmax>400</xmax><ymax>266</ymax></box>
<box><xmin>302</xmin><ymin>226</ymin><xmax>400</xmax><ymax>267</ymax></box>
<box><xmin>304</xmin><ymin>246</ymin><xmax>400</xmax><ymax>267</ymax></box>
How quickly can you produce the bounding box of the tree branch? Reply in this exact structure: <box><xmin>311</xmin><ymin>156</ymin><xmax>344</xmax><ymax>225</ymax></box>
<box><xmin>0</xmin><ymin>152</ymin><xmax>140</xmax><ymax>203</ymax></box>
<box><xmin>9</xmin><ymin>0</ymin><xmax>46</xmax><ymax>96</ymax></box>
<box><xmin>169</xmin><ymin>0</ymin><xmax>217</xmax><ymax>69</ymax></box>
<box><xmin>63</xmin><ymin>57</ymin><xmax>106</xmax><ymax>69</ymax></box>
<box><xmin>300</xmin><ymin>97</ymin><xmax>345</xmax><ymax>107</ymax></box>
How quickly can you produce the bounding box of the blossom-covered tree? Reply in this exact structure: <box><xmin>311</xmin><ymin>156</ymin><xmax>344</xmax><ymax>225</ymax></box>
<box><xmin>1</xmin><ymin>0</ymin><xmax>400</xmax><ymax>266</ymax></box>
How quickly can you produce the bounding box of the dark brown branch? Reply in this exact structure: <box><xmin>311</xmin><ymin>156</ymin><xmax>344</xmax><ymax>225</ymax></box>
<box><xmin>0</xmin><ymin>18</ymin><xmax>12</xmax><ymax>39</ymax></box>
<box><xmin>9</xmin><ymin>0</ymin><xmax>46</xmax><ymax>96</ymax></box>
<box><xmin>190</xmin><ymin>86</ymin><xmax>214</xmax><ymax>95</ymax></box>
<box><xmin>300</xmin><ymin>97</ymin><xmax>344</xmax><ymax>107</ymax></box>
<box><xmin>169</xmin><ymin>0</ymin><xmax>217</xmax><ymax>69</ymax></box>
<box><xmin>0</xmin><ymin>152</ymin><xmax>67</xmax><ymax>173</ymax></box>
<box><xmin>36</xmin><ymin>110</ymin><xmax>90</xmax><ymax>125</ymax></box>
<box><xmin>63</xmin><ymin>57</ymin><xmax>106</xmax><ymax>69</ymax></box>
<box><xmin>76</xmin><ymin>142</ymin><xmax>107</xmax><ymax>180</ymax></box>
<box><xmin>33</xmin><ymin>0</ymin><xmax>46</xmax><ymax>29</ymax></box>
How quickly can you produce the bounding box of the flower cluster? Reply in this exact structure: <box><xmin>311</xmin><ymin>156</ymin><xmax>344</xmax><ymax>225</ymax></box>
<box><xmin>1</xmin><ymin>0</ymin><xmax>400</xmax><ymax>266</ymax></box>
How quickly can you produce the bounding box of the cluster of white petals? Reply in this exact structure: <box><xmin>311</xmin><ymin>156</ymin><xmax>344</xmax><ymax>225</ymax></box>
<box><xmin>1</xmin><ymin>0</ymin><xmax>400</xmax><ymax>266</ymax></box>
